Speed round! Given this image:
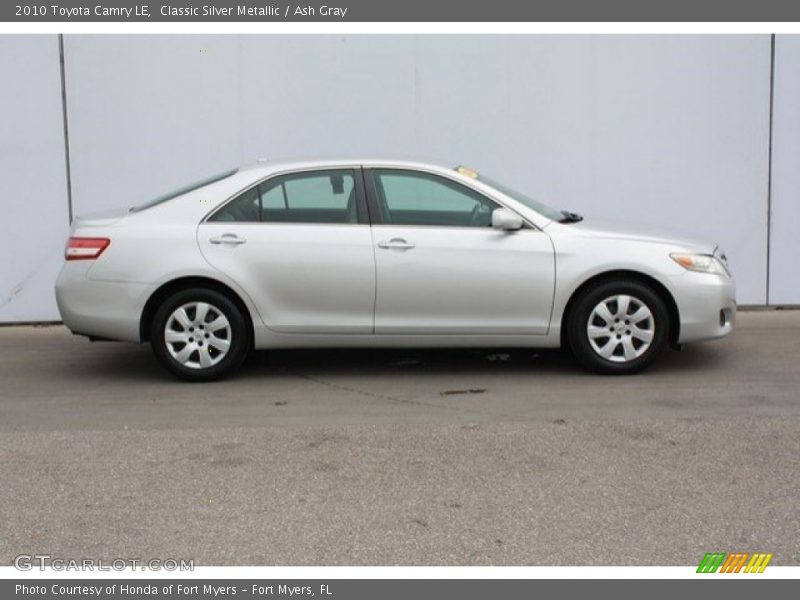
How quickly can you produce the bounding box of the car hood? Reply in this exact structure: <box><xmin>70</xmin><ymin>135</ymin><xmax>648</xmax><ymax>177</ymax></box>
<box><xmin>559</xmin><ymin>217</ymin><xmax>717</xmax><ymax>253</ymax></box>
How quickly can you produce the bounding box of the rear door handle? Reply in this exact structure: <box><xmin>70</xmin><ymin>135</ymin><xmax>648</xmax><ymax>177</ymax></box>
<box><xmin>378</xmin><ymin>238</ymin><xmax>415</xmax><ymax>251</ymax></box>
<box><xmin>209</xmin><ymin>234</ymin><xmax>247</xmax><ymax>245</ymax></box>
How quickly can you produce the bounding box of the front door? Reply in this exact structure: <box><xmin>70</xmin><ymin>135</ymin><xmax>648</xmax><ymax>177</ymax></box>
<box><xmin>366</xmin><ymin>168</ymin><xmax>555</xmax><ymax>335</ymax></box>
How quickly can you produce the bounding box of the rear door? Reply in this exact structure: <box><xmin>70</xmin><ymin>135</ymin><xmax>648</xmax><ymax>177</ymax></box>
<box><xmin>198</xmin><ymin>167</ymin><xmax>376</xmax><ymax>334</ymax></box>
<box><xmin>366</xmin><ymin>168</ymin><xmax>555</xmax><ymax>335</ymax></box>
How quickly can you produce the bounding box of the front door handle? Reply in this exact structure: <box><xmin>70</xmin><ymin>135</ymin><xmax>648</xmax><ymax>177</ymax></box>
<box><xmin>378</xmin><ymin>238</ymin><xmax>415</xmax><ymax>251</ymax></box>
<box><xmin>209</xmin><ymin>234</ymin><xmax>247</xmax><ymax>245</ymax></box>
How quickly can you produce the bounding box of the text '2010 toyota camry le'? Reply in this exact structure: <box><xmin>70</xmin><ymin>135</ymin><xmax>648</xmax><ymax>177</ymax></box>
<box><xmin>55</xmin><ymin>159</ymin><xmax>735</xmax><ymax>381</ymax></box>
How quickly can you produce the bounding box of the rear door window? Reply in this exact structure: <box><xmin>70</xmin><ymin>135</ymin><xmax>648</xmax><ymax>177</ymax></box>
<box><xmin>209</xmin><ymin>169</ymin><xmax>358</xmax><ymax>224</ymax></box>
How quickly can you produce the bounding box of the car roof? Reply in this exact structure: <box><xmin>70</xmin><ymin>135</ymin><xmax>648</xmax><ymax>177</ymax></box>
<box><xmin>237</xmin><ymin>157</ymin><xmax>453</xmax><ymax>176</ymax></box>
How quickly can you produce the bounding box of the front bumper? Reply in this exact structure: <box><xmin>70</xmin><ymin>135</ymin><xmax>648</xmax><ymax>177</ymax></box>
<box><xmin>55</xmin><ymin>261</ymin><xmax>155</xmax><ymax>342</ymax></box>
<box><xmin>669</xmin><ymin>270</ymin><xmax>736</xmax><ymax>344</ymax></box>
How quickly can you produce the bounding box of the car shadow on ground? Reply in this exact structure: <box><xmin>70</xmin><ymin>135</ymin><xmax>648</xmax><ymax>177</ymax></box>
<box><xmin>244</xmin><ymin>342</ymin><xmax>728</xmax><ymax>378</ymax></box>
<box><xmin>49</xmin><ymin>338</ymin><xmax>730</xmax><ymax>384</ymax></box>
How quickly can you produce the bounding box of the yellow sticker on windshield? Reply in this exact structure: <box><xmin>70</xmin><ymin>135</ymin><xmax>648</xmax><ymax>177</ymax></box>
<box><xmin>456</xmin><ymin>166</ymin><xmax>478</xmax><ymax>178</ymax></box>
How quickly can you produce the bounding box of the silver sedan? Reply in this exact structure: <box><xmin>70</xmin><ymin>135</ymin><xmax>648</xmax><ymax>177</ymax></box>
<box><xmin>55</xmin><ymin>159</ymin><xmax>735</xmax><ymax>380</ymax></box>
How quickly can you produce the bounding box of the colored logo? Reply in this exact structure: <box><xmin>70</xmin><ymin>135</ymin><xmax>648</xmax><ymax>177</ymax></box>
<box><xmin>697</xmin><ymin>552</ymin><xmax>773</xmax><ymax>573</ymax></box>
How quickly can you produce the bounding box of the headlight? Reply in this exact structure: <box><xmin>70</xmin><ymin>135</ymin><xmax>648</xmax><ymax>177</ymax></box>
<box><xmin>670</xmin><ymin>253</ymin><xmax>729</xmax><ymax>276</ymax></box>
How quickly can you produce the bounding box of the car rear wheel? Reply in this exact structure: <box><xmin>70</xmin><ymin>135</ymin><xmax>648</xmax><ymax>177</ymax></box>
<box><xmin>567</xmin><ymin>279</ymin><xmax>669</xmax><ymax>374</ymax></box>
<box><xmin>150</xmin><ymin>288</ymin><xmax>250</xmax><ymax>381</ymax></box>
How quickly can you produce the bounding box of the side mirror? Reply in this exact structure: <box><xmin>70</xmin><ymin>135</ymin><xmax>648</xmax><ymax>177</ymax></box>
<box><xmin>492</xmin><ymin>208</ymin><xmax>524</xmax><ymax>231</ymax></box>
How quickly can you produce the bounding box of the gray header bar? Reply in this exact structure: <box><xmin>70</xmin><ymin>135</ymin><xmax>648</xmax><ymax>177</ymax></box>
<box><xmin>5</xmin><ymin>0</ymin><xmax>800</xmax><ymax>22</ymax></box>
<box><xmin>4</xmin><ymin>579</ymin><xmax>799</xmax><ymax>599</ymax></box>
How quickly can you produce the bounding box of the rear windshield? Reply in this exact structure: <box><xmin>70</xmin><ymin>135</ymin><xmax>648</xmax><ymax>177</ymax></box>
<box><xmin>130</xmin><ymin>168</ymin><xmax>239</xmax><ymax>212</ymax></box>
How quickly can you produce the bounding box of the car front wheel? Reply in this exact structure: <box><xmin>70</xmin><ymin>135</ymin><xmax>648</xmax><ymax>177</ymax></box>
<box><xmin>150</xmin><ymin>288</ymin><xmax>250</xmax><ymax>381</ymax></box>
<box><xmin>567</xmin><ymin>279</ymin><xmax>669</xmax><ymax>374</ymax></box>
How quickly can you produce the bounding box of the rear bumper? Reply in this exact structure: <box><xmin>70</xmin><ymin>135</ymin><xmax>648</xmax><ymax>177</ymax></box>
<box><xmin>670</xmin><ymin>271</ymin><xmax>736</xmax><ymax>343</ymax></box>
<box><xmin>55</xmin><ymin>262</ymin><xmax>155</xmax><ymax>342</ymax></box>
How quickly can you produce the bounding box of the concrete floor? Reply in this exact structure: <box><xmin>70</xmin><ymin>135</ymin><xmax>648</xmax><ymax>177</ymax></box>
<box><xmin>0</xmin><ymin>311</ymin><xmax>798</xmax><ymax>565</ymax></box>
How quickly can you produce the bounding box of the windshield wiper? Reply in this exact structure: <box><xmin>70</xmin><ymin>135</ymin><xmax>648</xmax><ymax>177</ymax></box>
<box><xmin>558</xmin><ymin>210</ymin><xmax>583</xmax><ymax>223</ymax></box>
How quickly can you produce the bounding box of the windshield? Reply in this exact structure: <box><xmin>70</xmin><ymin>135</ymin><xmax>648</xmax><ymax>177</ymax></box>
<box><xmin>455</xmin><ymin>167</ymin><xmax>564</xmax><ymax>222</ymax></box>
<box><xmin>130</xmin><ymin>168</ymin><xmax>239</xmax><ymax>212</ymax></box>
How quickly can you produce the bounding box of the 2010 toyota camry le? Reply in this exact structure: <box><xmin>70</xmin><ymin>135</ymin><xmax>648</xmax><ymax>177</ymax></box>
<box><xmin>55</xmin><ymin>159</ymin><xmax>735</xmax><ymax>381</ymax></box>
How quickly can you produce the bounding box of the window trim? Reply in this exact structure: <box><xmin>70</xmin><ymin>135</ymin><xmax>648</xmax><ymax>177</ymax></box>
<box><xmin>203</xmin><ymin>166</ymin><xmax>370</xmax><ymax>226</ymax></box>
<box><xmin>363</xmin><ymin>167</ymin><xmax>533</xmax><ymax>230</ymax></box>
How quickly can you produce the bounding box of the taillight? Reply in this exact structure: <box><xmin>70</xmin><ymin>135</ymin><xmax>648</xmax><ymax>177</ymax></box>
<box><xmin>65</xmin><ymin>237</ymin><xmax>110</xmax><ymax>260</ymax></box>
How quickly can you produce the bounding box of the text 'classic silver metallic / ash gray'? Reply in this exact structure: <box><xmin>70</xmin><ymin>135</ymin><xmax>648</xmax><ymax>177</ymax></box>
<box><xmin>55</xmin><ymin>159</ymin><xmax>735</xmax><ymax>381</ymax></box>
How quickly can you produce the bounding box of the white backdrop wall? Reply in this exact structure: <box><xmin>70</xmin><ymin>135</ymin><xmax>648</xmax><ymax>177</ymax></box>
<box><xmin>770</xmin><ymin>35</ymin><xmax>800</xmax><ymax>305</ymax></box>
<box><xmin>0</xmin><ymin>34</ymin><xmax>796</xmax><ymax>322</ymax></box>
<box><xmin>0</xmin><ymin>35</ymin><xmax>70</xmax><ymax>322</ymax></box>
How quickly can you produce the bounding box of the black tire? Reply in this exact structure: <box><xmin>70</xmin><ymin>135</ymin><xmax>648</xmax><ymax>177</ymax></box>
<box><xmin>150</xmin><ymin>288</ymin><xmax>251</xmax><ymax>382</ymax></box>
<box><xmin>566</xmin><ymin>279</ymin><xmax>669</xmax><ymax>375</ymax></box>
